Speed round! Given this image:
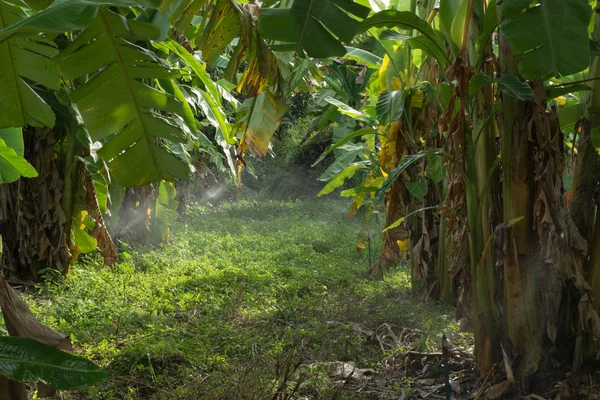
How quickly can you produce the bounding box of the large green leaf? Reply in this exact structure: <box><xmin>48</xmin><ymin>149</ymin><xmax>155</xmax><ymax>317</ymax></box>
<box><xmin>0</xmin><ymin>128</ymin><xmax>38</xmax><ymax>183</ymax></box>
<box><xmin>0</xmin><ymin>2</ymin><xmax>59</xmax><ymax>128</ymax></box>
<box><xmin>360</xmin><ymin>10</ymin><xmax>450</xmax><ymax>68</ymax></box>
<box><xmin>376</xmin><ymin>90</ymin><xmax>405</xmax><ymax>125</ymax></box>
<box><xmin>234</xmin><ymin>91</ymin><xmax>287</xmax><ymax>157</ymax></box>
<box><xmin>54</xmin><ymin>9</ymin><xmax>191</xmax><ymax>187</ymax></box>
<box><xmin>259</xmin><ymin>0</ymin><xmax>370</xmax><ymax>58</ymax></box>
<box><xmin>0</xmin><ymin>336</ymin><xmax>108</xmax><ymax>389</ymax></box>
<box><xmin>500</xmin><ymin>0</ymin><xmax>592</xmax><ymax>79</ymax></box>
<box><xmin>0</xmin><ymin>0</ymin><xmax>161</xmax><ymax>42</ymax></box>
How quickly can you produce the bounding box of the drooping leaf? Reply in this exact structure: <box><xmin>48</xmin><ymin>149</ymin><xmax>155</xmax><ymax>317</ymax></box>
<box><xmin>231</xmin><ymin>6</ymin><xmax>281</xmax><ymax>97</ymax></box>
<box><xmin>497</xmin><ymin>73</ymin><xmax>534</xmax><ymax>101</ymax></box>
<box><xmin>259</xmin><ymin>0</ymin><xmax>371</xmax><ymax>58</ymax></box>
<box><xmin>343</xmin><ymin>46</ymin><xmax>383</xmax><ymax>68</ymax></box>
<box><xmin>0</xmin><ymin>0</ymin><xmax>161</xmax><ymax>42</ymax></box>
<box><xmin>0</xmin><ymin>2</ymin><xmax>59</xmax><ymax>128</ymax></box>
<box><xmin>360</xmin><ymin>10</ymin><xmax>450</xmax><ymax>67</ymax></box>
<box><xmin>313</xmin><ymin>128</ymin><xmax>378</xmax><ymax>166</ymax></box>
<box><xmin>234</xmin><ymin>91</ymin><xmax>287</xmax><ymax>158</ymax></box>
<box><xmin>319</xmin><ymin>144</ymin><xmax>366</xmax><ymax>181</ymax></box>
<box><xmin>54</xmin><ymin>10</ymin><xmax>191</xmax><ymax>187</ymax></box>
<box><xmin>0</xmin><ymin>136</ymin><xmax>38</xmax><ymax>183</ymax></box>
<box><xmin>376</xmin><ymin>90</ymin><xmax>405</xmax><ymax>125</ymax></box>
<box><xmin>0</xmin><ymin>336</ymin><xmax>108</xmax><ymax>389</ymax></box>
<box><xmin>318</xmin><ymin>163</ymin><xmax>368</xmax><ymax>196</ymax></box>
<box><xmin>500</xmin><ymin>0</ymin><xmax>592</xmax><ymax>79</ymax></box>
<box><xmin>324</xmin><ymin>96</ymin><xmax>377</xmax><ymax>124</ymax></box>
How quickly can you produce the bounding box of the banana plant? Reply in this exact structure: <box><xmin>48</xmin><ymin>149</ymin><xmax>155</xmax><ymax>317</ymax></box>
<box><xmin>316</xmin><ymin>0</ymin><xmax>600</xmax><ymax>381</ymax></box>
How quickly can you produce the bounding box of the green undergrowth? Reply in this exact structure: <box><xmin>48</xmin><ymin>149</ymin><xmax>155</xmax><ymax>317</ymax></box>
<box><xmin>25</xmin><ymin>198</ymin><xmax>463</xmax><ymax>399</ymax></box>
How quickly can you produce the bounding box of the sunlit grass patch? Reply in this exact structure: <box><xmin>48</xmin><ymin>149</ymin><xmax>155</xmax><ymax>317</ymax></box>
<box><xmin>25</xmin><ymin>198</ymin><xmax>462</xmax><ymax>399</ymax></box>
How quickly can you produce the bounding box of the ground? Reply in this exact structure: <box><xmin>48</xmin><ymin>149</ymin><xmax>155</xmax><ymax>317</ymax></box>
<box><xmin>24</xmin><ymin>197</ymin><xmax>474</xmax><ymax>399</ymax></box>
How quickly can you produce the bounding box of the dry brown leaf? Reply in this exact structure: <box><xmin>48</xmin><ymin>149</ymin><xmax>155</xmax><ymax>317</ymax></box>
<box><xmin>483</xmin><ymin>380</ymin><xmax>511</xmax><ymax>400</ymax></box>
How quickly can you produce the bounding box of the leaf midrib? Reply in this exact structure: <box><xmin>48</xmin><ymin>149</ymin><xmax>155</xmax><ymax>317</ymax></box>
<box><xmin>98</xmin><ymin>8</ymin><xmax>160</xmax><ymax>184</ymax></box>
<box><xmin>296</xmin><ymin>0</ymin><xmax>317</xmax><ymax>55</ymax></box>
<box><xmin>0</xmin><ymin>356</ymin><xmax>103</xmax><ymax>374</ymax></box>
<box><xmin>540</xmin><ymin>1</ymin><xmax>558</xmax><ymax>74</ymax></box>
<box><xmin>0</xmin><ymin>5</ymin><xmax>25</xmax><ymax>126</ymax></box>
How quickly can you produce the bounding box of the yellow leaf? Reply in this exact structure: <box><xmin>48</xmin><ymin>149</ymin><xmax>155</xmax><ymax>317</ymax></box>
<box><xmin>398</xmin><ymin>239</ymin><xmax>409</xmax><ymax>252</ymax></box>
<box><xmin>135</xmin><ymin>201</ymin><xmax>140</xmax><ymax>208</ymax></box>
<box><xmin>411</xmin><ymin>89</ymin><xmax>423</xmax><ymax>109</ymax></box>
<box><xmin>379</xmin><ymin>55</ymin><xmax>391</xmax><ymax>92</ymax></box>
<box><xmin>554</xmin><ymin>96</ymin><xmax>567</xmax><ymax>106</ymax></box>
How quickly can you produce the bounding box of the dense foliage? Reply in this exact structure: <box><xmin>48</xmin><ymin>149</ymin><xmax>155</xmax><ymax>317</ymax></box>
<box><xmin>1</xmin><ymin>0</ymin><xmax>600</xmax><ymax>397</ymax></box>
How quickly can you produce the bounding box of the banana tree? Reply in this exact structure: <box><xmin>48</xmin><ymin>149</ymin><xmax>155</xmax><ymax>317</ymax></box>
<box><xmin>317</xmin><ymin>0</ymin><xmax>600</xmax><ymax>385</ymax></box>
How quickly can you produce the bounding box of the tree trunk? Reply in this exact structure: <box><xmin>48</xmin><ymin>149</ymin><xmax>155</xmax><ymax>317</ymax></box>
<box><xmin>0</xmin><ymin>128</ymin><xmax>70</xmax><ymax>281</ymax></box>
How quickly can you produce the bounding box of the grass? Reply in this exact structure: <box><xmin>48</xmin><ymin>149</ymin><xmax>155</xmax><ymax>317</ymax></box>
<box><xmin>25</xmin><ymin>197</ymin><xmax>463</xmax><ymax>399</ymax></box>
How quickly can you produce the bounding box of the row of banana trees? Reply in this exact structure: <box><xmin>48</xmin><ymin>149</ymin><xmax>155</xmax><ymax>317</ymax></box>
<box><xmin>2</xmin><ymin>0</ymin><xmax>600</xmax><ymax>395</ymax></box>
<box><xmin>315</xmin><ymin>0</ymin><xmax>600</xmax><ymax>388</ymax></box>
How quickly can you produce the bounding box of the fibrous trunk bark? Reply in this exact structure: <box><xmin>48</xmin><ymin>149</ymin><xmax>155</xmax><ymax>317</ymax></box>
<box><xmin>0</xmin><ymin>128</ymin><xmax>70</xmax><ymax>281</ymax></box>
